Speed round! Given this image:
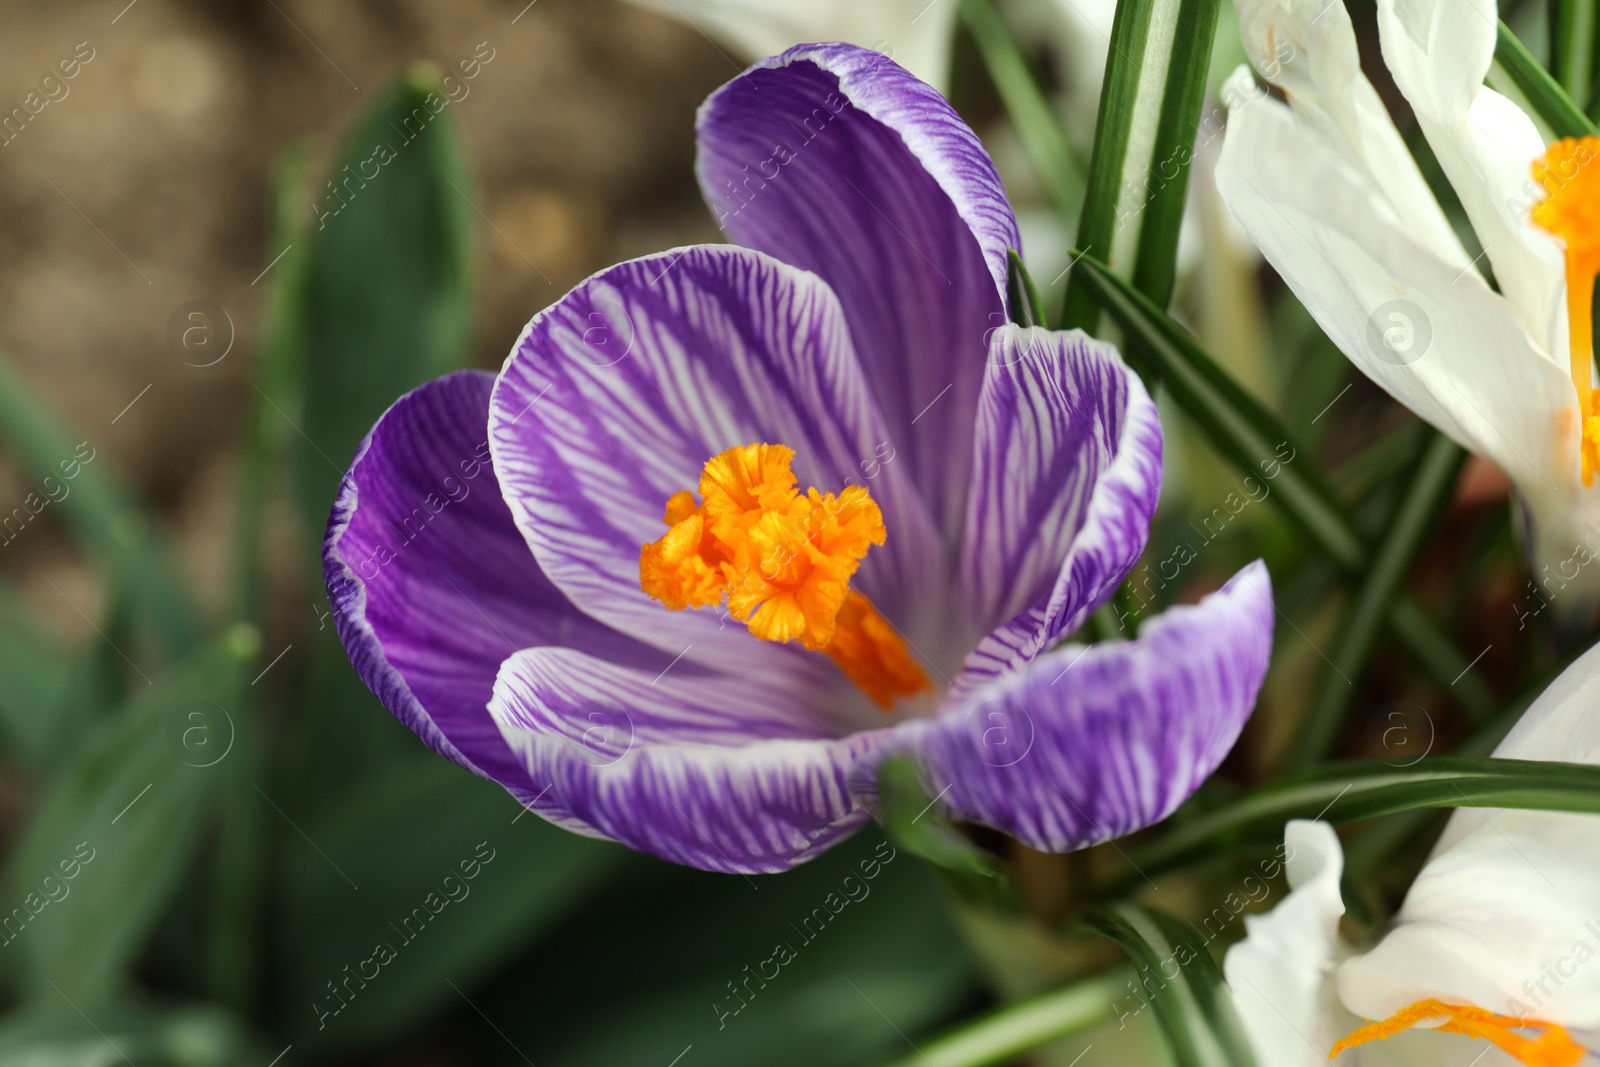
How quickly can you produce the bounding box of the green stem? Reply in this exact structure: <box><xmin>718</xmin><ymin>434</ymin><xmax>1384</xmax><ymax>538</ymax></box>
<box><xmin>959</xmin><ymin>0</ymin><xmax>1084</xmax><ymax>220</ymax></box>
<box><xmin>873</xmin><ymin>967</ymin><xmax>1129</xmax><ymax>1067</ymax></box>
<box><xmin>1290</xmin><ymin>432</ymin><xmax>1466</xmax><ymax>769</ymax></box>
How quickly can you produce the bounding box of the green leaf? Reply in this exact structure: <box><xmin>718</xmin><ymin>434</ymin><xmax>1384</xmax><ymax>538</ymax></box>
<box><xmin>2</xmin><ymin>642</ymin><xmax>245</xmax><ymax>1004</ymax></box>
<box><xmin>1061</xmin><ymin>0</ymin><xmax>1221</xmax><ymax>330</ymax></box>
<box><xmin>292</xmin><ymin>65</ymin><xmax>476</xmax><ymax>530</ymax></box>
<box><xmin>0</xmin><ymin>1003</ymin><xmax>261</xmax><ymax>1067</ymax></box>
<box><xmin>277</xmin><ymin>758</ymin><xmax>624</xmax><ymax>1050</ymax></box>
<box><xmin>1086</xmin><ymin>904</ymin><xmax>1257</xmax><ymax>1067</ymax></box>
<box><xmin>1068</xmin><ymin>251</ymin><xmax>1498</xmax><ymax>719</ymax></box>
<box><xmin>1489</xmin><ymin>21</ymin><xmax>1598</xmax><ymax>139</ymax></box>
<box><xmin>0</xmin><ymin>579</ymin><xmax>73</xmax><ymax>770</ymax></box>
<box><xmin>1127</xmin><ymin>756</ymin><xmax>1600</xmax><ymax>879</ymax></box>
<box><xmin>0</xmin><ymin>354</ymin><xmax>196</xmax><ymax>658</ymax></box>
<box><xmin>872</xmin><ymin>966</ymin><xmax>1129</xmax><ymax>1067</ymax></box>
<box><xmin>233</xmin><ymin>142</ymin><xmax>314</xmax><ymax>626</ymax></box>
<box><xmin>1004</xmin><ymin>251</ymin><xmax>1048</xmax><ymax>330</ymax></box>
<box><xmin>1291</xmin><ymin>432</ymin><xmax>1466</xmax><ymax>769</ymax></box>
<box><xmin>480</xmin><ymin>831</ymin><xmax>976</xmax><ymax>1067</ymax></box>
<box><xmin>877</xmin><ymin>757</ymin><xmax>1013</xmax><ymax>910</ymax></box>
<box><xmin>959</xmin><ymin>0</ymin><xmax>1085</xmax><ymax>220</ymax></box>
<box><xmin>1548</xmin><ymin>0</ymin><xmax>1598</xmax><ymax>111</ymax></box>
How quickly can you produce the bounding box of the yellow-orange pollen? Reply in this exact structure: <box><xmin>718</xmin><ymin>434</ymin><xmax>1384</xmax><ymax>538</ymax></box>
<box><xmin>1330</xmin><ymin>998</ymin><xmax>1586</xmax><ymax>1066</ymax></box>
<box><xmin>1532</xmin><ymin>137</ymin><xmax>1600</xmax><ymax>485</ymax></box>
<box><xmin>638</xmin><ymin>443</ymin><xmax>932</xmax><ymax>708</ymax></box>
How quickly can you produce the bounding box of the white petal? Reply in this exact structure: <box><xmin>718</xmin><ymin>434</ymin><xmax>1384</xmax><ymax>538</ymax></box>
<box><xmin>1231</xmin><ymin>0</ymin><xmax>1466</xmax><ymax>265</ymax></box>
<box><xmin>621</xmin><ymin>0</ymin><xmax>959</xmax><ymax>91</ymax></box>
<box><xmin>1225</xmin><ymin>822</ymin><xmax>1520</xmax><ymax>1065</ymax></box>
<box><xmin>1217</xmin><ymin>72</ymin><xmax>1578</xmax><ymax>500</ymax></box>
<box><xmin>1341</xmin><ymin>644</ymin><xmax>1600</xmax><ymax>1031</ymax></box>
<box><xmin>1433</xmin><ymin>636</ymin><xmax>1600</xmax><ymax>856</ymax></box>
<box><xmin>1376</xmin><ymin>0</ymin><xmax>1567</xmax><ymax>355</ymax></box>
<box><xmin>1224</xmin><ymin>821</ymin><xmax>1355</xmax><ymax>1066</ymax></box>
<box><xmin>1339</xmin><ymin>809</ymin><xmax>1600</xmax><ymax>1031</ymax></box>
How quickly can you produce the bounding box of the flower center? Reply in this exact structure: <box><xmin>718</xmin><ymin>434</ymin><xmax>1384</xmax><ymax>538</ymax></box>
<box><xmin>638</xmin><ymin>443</ymin><xmax>931</xmax><ymax>708</ymax></box>
<box><xmin>1532</xmin><ymin>137</ymin><xmax>1600</xmax><ymax>485</ymax></box>
<box><xmin>1330</xmin><ymin>998</ymin><xmax>1586</xmax><ymax>1066</ymax></box>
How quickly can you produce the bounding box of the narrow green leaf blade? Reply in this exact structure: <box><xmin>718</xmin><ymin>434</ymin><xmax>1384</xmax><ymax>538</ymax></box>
<box><xmin>0</xmin><ymin>355</ymin><xmax>196</xmax><ymax>656</ymax></box>
<box><xmin>1069</xmin><ymin>251</ymin><xmax>1498</xmax><ymax>718</ymax></box>
<box><xmin>1548</xmin><ymin>0</ymin><xmax>1598</xmax><ymax>112</ymax></box>
<box><xmin>873</xmin><ymin>967</ymin><xmax>1129</xmax><ymax>1067</ymax></box>
<box><xmin>1128</xmin><ymin>756</ymin><xmax>1600</xmax><ymax>878</ymax></box>
<box><xmin>1004</xmin><ymin>251</ymin><xmax>1048</xmax><ymax>329</ymax></box>
<box><xmin>1490</xmin><ymin>21</ymin><xmax>1598</xmax><ymax>138</ymax></box>
<box><xmin>294</xmin><ymin>66</ymin><xmax>476</xmax><ymax>528</ymax></box>
<box><xmin>2</xmin><ymin>643</ymin><xmax>244</xmax><ymax>1003</ymax></box>
<box><xmin>1292</xmin><ymin>432</ymin><xmax>1466</xmax><ymax>768</ymax></box>
<box><xmin>1087</xmin><ymin>904</ymin><xmax>1258</xmax><ymax>1067</ymax></box>
<box><xmin>1061</xmin><ymin>0</ymin><xmax>1221</xmax><ymax>329</ymax></box>
<box><xmin>959</xmin><ymin>0</ymin><xmax>1084</xmax><ymax>219</ymax></box>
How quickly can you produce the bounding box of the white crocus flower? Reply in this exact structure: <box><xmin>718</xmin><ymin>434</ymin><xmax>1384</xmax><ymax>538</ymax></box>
<box><xmin>1216</xmin><ymin>0</ymin><xmax>1600</xmax><ymax>626</ymax></box>
<box><xmin>619</xmin><ymin>0</ymin><xmax>962</xmax><ymax>89</ymax></box>
<box><xmin>1224</xmin><ymin>640</ymin><xmax>1600</xmax><ymax>1065</ymax></box>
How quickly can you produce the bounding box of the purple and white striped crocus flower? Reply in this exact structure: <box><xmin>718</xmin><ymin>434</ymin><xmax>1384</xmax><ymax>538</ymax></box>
<box><xmin>323</xmin><ymin>43</ymin><xmax>1277</xmax><ymax>874</ymax></box>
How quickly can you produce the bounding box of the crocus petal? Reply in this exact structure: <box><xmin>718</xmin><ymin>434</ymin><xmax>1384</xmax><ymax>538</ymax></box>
<box><xmin>873</xmin><ymin>562</ymin><xmax>1273</xmax><ymax>852</ymax></box>
<box><xmin>697</xmin><ymin>42</ymin><xmax>1020</xmax><ymax>535</ymax></box>
<box><xmin>489</xmin><ymin>646</ymin><xmax>888</xmax><ymax>873</ymax></box>
<box><xmin>1224</xmin><ymin>822</ymin><xmax>1484</xmax><ymax>1066</ymax></box>
<box><xmin>1340</xmin><ymin>640</ymin><xmax>1600</xmax><ymax>1030</ymax></box>
<box><xmin>324</xmin><ymin>371</ymin><xmax>659</xmax><ymax>805</ymax></box>
<box><xmin>1232</xmin><ymin>0</ymin><xmax>1467</xmax><ymax>267</ymax></box>
<box><xmin>1217</xmin><ymin>69</ymin><xmax>1578</xmax><ymax>505</ymax></box>
<box><xmin>488</xmin><ymin>244</ymin><xmax>941</xmax><ymax>680</ymax></box>
<box><xmin>953</xmin><ymin>326</ymin><xmax>1162</xmax><ymax>688</ymax></box>
<box><xmin>621</xmin><ymin>1</ymin><xmax>961</xmax><ymax>90</ymax></box>
<box><xmin>1375</xmin><ymin>0</ymin><xmax>1565</xmax><ymax>353</ymax></box>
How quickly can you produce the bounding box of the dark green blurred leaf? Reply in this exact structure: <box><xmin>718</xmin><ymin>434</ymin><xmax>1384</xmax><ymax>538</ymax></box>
<box><xmin>874</xmin><ymin>966</ymin><xmax>1127</xmax><ymax>1067</ymax></box>
<box><xmin>293</xmin><ymin>64</ymin><xmax>475</xmax><ymax>530</ymax></box>
<box><xmin>959</xmin><ymin>0</ymin><xmax>1084</xmax><ymax>219</ymax></box>
<box><xmin>1127</xmin><ymin>756</ymin><xmax>1600</xmax><ymax>880</ymax></box>
<box><xmin>1491</xmin><ymin>21</ymin><xmax>1598</xmax><ymax>138</ymax></box>
<box><xmin>2</xmin><ymin>643</ymin><xmax>245</xmax><ymax>1004</ymax></box>
<box><xmin>1087</xmin><ymin>904</ymin><xmax>1257</xmax><ymax>1067</ymax></box>
<box><xmin>1060</xmin><ymin>0</ymin><xmax>1220</xmax><ymax>330</ymax></box>
<box><xmin>481</xmin><ymin>831</ymin><xmax>976</xmax><ymax>1067</ymax></box>
<box><xmin>0</xmin><ymin>1003</ymin><xmax>261</xmax><ymax>1067</ymax></box>
<box><xmin>0</xmin><ymin>580</ymin><xmax>72</xmax><ymax>770</ymax></box>
<box><xmin>1069</xmin><ymin>251</ymin><xmax>1498</xmax><ymax>719</ymax></box>
<box><xmin>877</xmin><ymin>757</ymin><xmax>1012</xmax><ymax>909</ymax></box>
<box><xmin>0</xmin><ymin>355</ymin><xmax>195</xmax><ymax>658</ymax></box>
<box><xmin>278</xmin><ymin>757</ymin><xmax>623</xmax><ymax>1050</ymax></box>
<box><xmin>1292</xmin><ymin>432</ymin><xmax>1465</xmax><ymax>769</ymax></box>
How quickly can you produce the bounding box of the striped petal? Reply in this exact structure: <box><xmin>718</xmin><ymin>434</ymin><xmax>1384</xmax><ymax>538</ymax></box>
<box><xmin>487</xmin><ymin>244</ymin><xmax>941</xmax><ymax>684</ymax></box>
<box><xmin>952</xmin><ymin>326</ymin><xmax>1163</xmax><ymax>693</ymax></box>
<box><xmin>489</xmin><ymin>646</ymin><xmax>889</xmax><ymax>873</ymax></box>
<box><xmin>697</xmin><ymin>42</ymin><xmax>1020</xmax><ymax>536</ymax></box>
<box><xmin>323</xmin><ymin>371</ymin><xmax>661</xmax><ymax>806</ymax></box>
<box><xmin>872</xmin><ymin>562</ymin><xmax>1274</xmax><ymax>851</ymax></box>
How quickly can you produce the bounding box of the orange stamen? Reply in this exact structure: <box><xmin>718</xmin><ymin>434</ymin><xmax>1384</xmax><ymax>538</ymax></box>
<box><xmin>1532</xmin><ymin>137</ymin><xmax>1600</xmax><ymax>484</ymax></box>
<box><xmin>1331</xmin><ymin>998</ymin><xmax>1586</xmax><ymax>1066</ymax></box>
<box><xmin>639</xmin><ymin>443</ymin><xmax>932</xmax><ymax>708</ymax></box>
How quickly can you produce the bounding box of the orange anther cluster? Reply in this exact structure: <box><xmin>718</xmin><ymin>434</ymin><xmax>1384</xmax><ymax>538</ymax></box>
<box><xmin>640</xmin><ymin>443</ymin><xmax>931</xmax><ymax>707</ymax></box>
<box><xmin>1331</xmin><ymin>998</ymin><xmax>1585</xmax><ymax>1066</ymax></box>
<box><xmin>1532</xmin><ymin>137</ymin><xmax>1600</xmax><ymax>484</ymax></box>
